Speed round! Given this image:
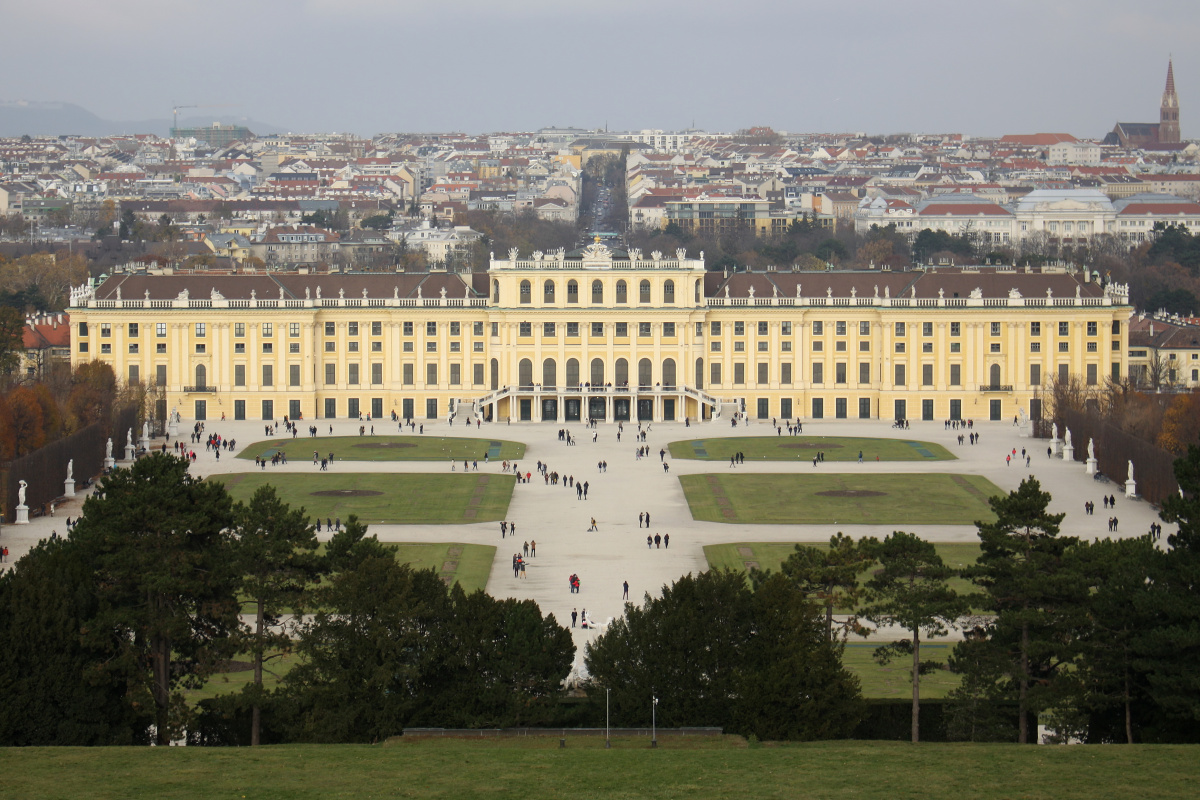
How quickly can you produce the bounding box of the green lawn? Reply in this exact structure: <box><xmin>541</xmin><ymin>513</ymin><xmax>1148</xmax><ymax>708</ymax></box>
<box><xmin>669</xmin><ymin>435</ymin><xmax>955</xmax><ymax>462</ymax></box>
<box><xmin>705</xmin><ymin>541</ymin><xmax>980</xmax><ymax>581</ymax></box>
<box><xmin>215</xmin><ymin>473</ymin><xmax>515</xmax><ymax>524</ymax></box>
<box><xmin>843</xmin><ymin>642</ymin><xmax>962</xmax><ymax>699</ymax></box>
<box><xmin>680</xmin><ymin>473</ymin><xmax>1001</xmax><ymax>525</ymax></box>
<box><xmin>7</xmin><ymin>739</ymin><xmax>1199</xmax><ymax>799</ymax></box>
<box><xmin>237</xmin><ymin>435</ymin><xmax>525</xmax><ymax>462</ymax></box>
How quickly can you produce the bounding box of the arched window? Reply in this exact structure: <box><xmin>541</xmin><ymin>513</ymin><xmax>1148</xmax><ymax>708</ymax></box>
<box><xmin>639</xmin><ymin>279</ymin><xmax>651</xmax><ymax>304</ymax></box>
<box><xmin>615</xmin><ymin>358</ymin><xmax>629</xmax><ymax>386</ymax></box>
<box><xmin>543</xmin><ymin>358</ymin><xmax>557</xmax><ymax>388</ymax></box>
<box><xmin>195</xmin><ymin>364</ymin><xmax>207</xmax><ymax>389</ymax></box>
<box><xmin>544</xmin><ymin>279</ymin><xmax>555</xmax><ymax>303</ymax></box>
<box><xmin>492</xmin><ymin>279</ymin><xmax>499</xmax><ymax>303</ymax></box>
<box><xmin>519</xmin><ymin>358</ymin><xmax>533</xmax><ymax>388</ymax></box>
<box><xmin>638</xmin><ymin>358</ymin><xmax>652</xmax><ymax>388</ymax></box>
<box><xmin>616</xmin><ymin>280</ymin><xmax>628</xmax><ymax>304</ymax></box>
<box><xmin>566</xmin><ymin>358</ymin><xmax>580</xmax><ymax>386</ymax></box>
<box><xmin>664</xmin><ymin>280</ymin><xmax>675</xmax><ymax>304</ymax></box>
<box><xmin>990</xmin><ymin>363</ymin><xmax>1002</xmax><ymax>388</ymax></box>
<box><xmin>519</xmin><ymin>280</ymin><xmax>531</xmax><ymax>304</ymax></box>
<box><xmin>590</xmin><ymin>358</ymin><xmax>605</xmax><ymax>385</ymax></box>
<box><xmin>663</xmin><ymin>358</ymin><xmax>677</xmax><ymax>389</ymax></box>
<box><xmin>695</xmin><ymin>279</ymin><xmax>701</xmax><ymax>303</ymax></box>
<box><xmin>695</xmin><ymin>357</ymin><xmax>704</xmax><ymax>390</ymax></box>
<box><xmin>490</xmin><ymin>358</ymin><xmax>499</xmax><ymax>390</ymax></box>
<box><xmin>592</xmin><ymin>279</ymin><xmax>604</xmax><ymax>304</ymax></box>
<box><xmin>567</xmin><ymin>280</ymin><xmax>579</xmax><ymax>303</ymax></box>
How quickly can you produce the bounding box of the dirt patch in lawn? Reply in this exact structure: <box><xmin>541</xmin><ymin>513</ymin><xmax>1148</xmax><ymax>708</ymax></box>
<box><xmin>352</xmin><ymin>442</ymin><xmax>417</xmax><ymax>449</ymax></box>
<box><xmin>815</xmin><ymin>489</ymin><xmax>887</xmax><ymax>498</ymax></box>
<box><xmin>212</xmin><ymin>660</ymin><xmax>253</xmax><ymax>673</ymax></box>
<box><xmin>310</xmin><ymin>489</ymin><xmax>385</xmax><ymax>497</ymax></box>
<box><xmin>778</xmin><ymin>443</ymin><xmax>844</xmax><ymax>449</ymax></box>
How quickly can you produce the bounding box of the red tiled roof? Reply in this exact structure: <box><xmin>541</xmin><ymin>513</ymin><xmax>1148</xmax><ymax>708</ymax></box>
<box><xmin>920</xmin><ymin>203</ymin><xmax>1012</xmax><ymax>216</ymax></box>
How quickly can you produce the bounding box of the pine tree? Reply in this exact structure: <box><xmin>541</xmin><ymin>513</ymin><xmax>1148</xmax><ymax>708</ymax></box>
<box><xmin>231</xmin><ymin>485</ymin><xmax>323</xmax><ymax>746</ymax></box>
<box><xmin>72</xmin><ymin>453</ymin><xmax>238</xmax><ymax>745</ymax></box>
<box><xmin>962</xmin><ymin>477</ymin><xmax>1084</xmax><ymax>744</ymax></box>
<box><xmin>862</xmin><ymin>532</ymin><xmax>968</xmax><ymax>742</ymax></box>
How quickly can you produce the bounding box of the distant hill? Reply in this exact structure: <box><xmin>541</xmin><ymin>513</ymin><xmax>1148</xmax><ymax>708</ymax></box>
<box><xmin>0</xmin><ymin>100</ymin><xmax>287</xmax><ymax>138</ymax></box>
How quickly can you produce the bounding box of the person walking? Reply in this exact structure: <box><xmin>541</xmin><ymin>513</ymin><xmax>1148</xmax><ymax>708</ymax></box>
<box><xmin>654</xmin><ymin>533</ymin><xmax>662</xmax><ymax>548</ymax></box>
<box><xmin>572</xmin><ymin>608</ymin><xmax>577</xmax><ymax>627</ymax></box>
<box><xmin>530</xmin><ymin>540</ymin><xmax>536</xmax><ymax>557</ymax></box>
<box><xmin>622</xmin><ymin>580</ymin><xmax>629</xmax><ymax>600</ymax></box>
<box><xmin>664</xmin><ymin>533</ymin><xmax>670</xmax><ymax>548</ymax></box>
<box><xmin>646</xmin><ymin>535</ymin><xmax>652</xmax><ymax>549</ymax></box>
<box><xmin>589</xmin><ymin>517</ymin><xmax>597</xmax><ymax>532</ymax></box>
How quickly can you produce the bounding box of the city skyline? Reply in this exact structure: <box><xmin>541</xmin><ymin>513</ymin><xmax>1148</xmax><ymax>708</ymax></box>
<box><xmin>2</xmin><ymin>0</ymin><xmax>1198</xmax><ymax>138</ymax></box>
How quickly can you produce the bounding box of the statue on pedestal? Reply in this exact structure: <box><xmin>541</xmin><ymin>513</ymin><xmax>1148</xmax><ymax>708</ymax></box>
<box><xmin>1064</xmin><ymin>428</ymin><xmax>1073</xmax><ymax>448</ymax></box>
<box><xmin>106</xmin><ymin>438</ymin><xmax>113</xmax><ymax>459</ymax></box>
<box><xmin>1051</xmin><ymin>422</ymin><xmax>1058</xmax><ymax>441</ymax></box>
<box><xmin>1128</xmin><ymin>460</ymin><xmax>1135</xmax><ymax>483</ymax></box>
<box><xmin>66</xmin><ymin>460</ymin><xmax>73</xmax><ymax>482</ymax></box>
<box><xmin>1087</xmin><ymin>438</ymin><xmax>1094</xmax><ymax>460</ymax></box>
<box><xmin>18</xmin><ymin>480</ymin><xmax>26</xmax><ymax>507</ymax></box>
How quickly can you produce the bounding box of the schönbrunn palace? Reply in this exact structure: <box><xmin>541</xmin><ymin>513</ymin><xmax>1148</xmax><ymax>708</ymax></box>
<box><xmin>69</xmin><ymin>241</ymin><xmax>1131</xmax><ymax>425</ymax></box>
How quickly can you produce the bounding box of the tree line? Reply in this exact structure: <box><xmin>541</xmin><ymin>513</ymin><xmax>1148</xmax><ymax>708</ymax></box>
<box><xmin>2</xmin><ymin>447</ymin><xmax>1198</xmax><ymax>745</ymax></box>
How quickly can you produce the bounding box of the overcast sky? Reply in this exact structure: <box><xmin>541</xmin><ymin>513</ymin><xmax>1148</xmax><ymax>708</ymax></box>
<box><xmin>3</xmin><ymin>0</ymin><xmax>1198</xmax><ymax>139</ymax></box>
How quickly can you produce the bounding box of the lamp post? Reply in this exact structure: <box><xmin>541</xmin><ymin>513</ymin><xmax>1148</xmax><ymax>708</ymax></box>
<box><xmin>651</xmin><ymin>695</ymin><xmax>658</xmax><ymax>748</ymax></box>
<box><xmin>606</xmin><ymin>688</ymin><xmax>611</xmax><ymax>749</ymax></box>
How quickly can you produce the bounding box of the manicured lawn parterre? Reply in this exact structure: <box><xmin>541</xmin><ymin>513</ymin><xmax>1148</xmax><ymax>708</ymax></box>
<box><xmin>7</xmin><ymin>739</ymin><xmax>1199</xmax><ymax>800</ymax></box>
<box><xmin>843</xmin><ymin>642</ymin><xmax>961</xmax><ymax>699</ymax></box>
<box><xmin>215</xmin><ymin>473</ymin><xmax>515</xmax><ymax>524</ymax></box>
<box><xmin>680</xmin><ymin>473</ymin><xmax>1002</xmax><ymax>525</ymax></box>
<box><xmin>237</xmin><ymin>435</ymin><xmax>525</xmax><ymax>462</ymax></box>
<box><xmin>669</xmin><ymin>435</ymin><xmax>955</xmax><ymax>462</ymax></box>
<box><xmin>704</xmin><ymin>541</ymin><xmax>981</xmax><ymax>585</ymax></box>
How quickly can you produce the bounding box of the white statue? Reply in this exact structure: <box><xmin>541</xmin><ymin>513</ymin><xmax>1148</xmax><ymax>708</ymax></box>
<box><xmin>884</xmin><ymin>285</ymin><xmax>890</xmax><ymax>299</ymax></box>
<box><xmin>1064</xmin><ymin>428</ymin><xmax>1073</xmax><ymax>448</ymax></box>
<box><xmin>66</xmin><ymin>460</ymin><xmax>73</xmax><ymax>482</ymax></box>
<box><xmin>1128</xmin><ymin>460</ymin><xmax>1135</xmax><ymax>483</ymax></box>
<box><xmin>316</xmin><ymin>286</ymin><xmax>322</xmax><ymax>299</ymax></box>
<box><xmin>142</xmin><ymin>421</ymin><xmax>149</xmax><ymax>440</ymax></box>
<box><xmin>1051</xmin><ymin>422</ymin><xmax>1058</xmax><ymax>441</ymax></box>
<box><xmin>18</xmin><ymin>480</ymin><xmax>26</xmax><ymax>507</ymax></box>
<box><xmin>338</xmin><ymin>287</ymin><xmax>345</xmax><ymax>299</ymax></box>
<box><xmin>1087</xmin><ymin>438</ymin><xmax>1094</xmax><ymax>460</ymax></box>
<box><xmin>127</xmin><ymin>428</ymin><xmax>134</xmax><ymax>447</ymax></box>
<box><xmin>106</xmin><ymin>438</ymin><xmax>113</xmax><ymax>459</ymax></box>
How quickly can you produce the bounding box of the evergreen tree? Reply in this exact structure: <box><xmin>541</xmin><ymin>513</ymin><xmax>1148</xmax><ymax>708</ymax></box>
<box><xmin>1068</xmin><ymin>535</ymin><xmax>1159</xmax><ymax>743</ymax></box>
<box><xmin>71</xmin><ymin>453</ymin><xmax>239</xmax><ymax>745</ymax></box>
<box><xmin>0</xmin><ymin>538</ymin><xmax>150</xmax><ymax>745</ymax></box>
<box><xmin>280</xmin><ymin>553</ymin><xmax>449</xmax><ymax>743</ymax></box>
<box><xmin>1141</xmin><ymin>445</ymin><xmax>1200</xmax><ymax>731</ymax></box>
<box><xmin>771</xmin><ymin>533</ymin><xmax>875</xmax><ymax>642</ymax></box>
<box><xmin>960</xmin><ymin>477</ymin><xmax>1084</xmax><ymax>743</ymax></box>
<box><xmin>862</xmin><ymin>531</ymin><xmax>968</xmax><ymax>742</ymax></box>
<box><xmin>585</xmin><ymin>570</ymin><xmax>862</xmax><ymax>739</ymax></box>
<box><xmin>231</xmin><ymin>485</ymin><xmax>323</xmax><ymax>746</ymax></box>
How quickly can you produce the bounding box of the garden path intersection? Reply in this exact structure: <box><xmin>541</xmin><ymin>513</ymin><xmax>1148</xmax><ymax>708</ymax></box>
<box><xmin>0</xmin><ymin>417</ymin><xmax>1174</xmax><ymax>656</ymax></box>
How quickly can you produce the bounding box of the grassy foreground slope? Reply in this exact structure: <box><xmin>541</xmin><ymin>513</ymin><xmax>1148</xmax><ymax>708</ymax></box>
<box><xmin>7</xmin><ymin>739</ymin><xmax>1198</xmax><ymax>800</ymax></box>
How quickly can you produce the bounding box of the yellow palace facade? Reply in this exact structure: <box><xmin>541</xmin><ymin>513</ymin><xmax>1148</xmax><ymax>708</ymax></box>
<box><xmin>69</xmin><ymin>242</ymin><xmax>1131</xmax><ymax>425</ymax></box>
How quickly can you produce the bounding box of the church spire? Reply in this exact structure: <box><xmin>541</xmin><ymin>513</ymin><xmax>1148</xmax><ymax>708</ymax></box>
<box><xmin>1160</xmin><ymin>57</ymin><xmax>1181</xmax><ymax>143</ymax></box>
